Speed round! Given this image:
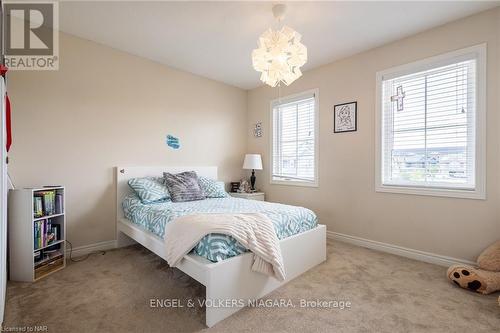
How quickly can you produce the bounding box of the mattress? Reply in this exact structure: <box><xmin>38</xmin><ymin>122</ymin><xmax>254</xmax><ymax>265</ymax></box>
<box><xmin>122</xmin><ymin>194</ymin><xmax>318</xmax><ymax>262</ymax></box>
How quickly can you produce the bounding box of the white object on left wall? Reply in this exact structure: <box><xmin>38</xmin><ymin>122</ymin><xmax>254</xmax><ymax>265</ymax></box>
<box><xmin>0</xmin><ymin>76</ymin><xmax>7</xmax><ymax>325</ymax></box>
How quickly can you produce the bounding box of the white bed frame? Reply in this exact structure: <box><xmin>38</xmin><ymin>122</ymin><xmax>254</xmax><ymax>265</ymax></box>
<box><xmin>115</xmin><ymin>166</ymin><xmax>326</xmax><ymax>327</ymax></box>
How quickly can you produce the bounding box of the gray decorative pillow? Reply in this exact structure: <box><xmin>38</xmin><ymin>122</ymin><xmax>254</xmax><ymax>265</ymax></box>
<box><xmin>163</xmin><ymin>171</ymin><xmax>206</xmax><ymax>202</ymax></box>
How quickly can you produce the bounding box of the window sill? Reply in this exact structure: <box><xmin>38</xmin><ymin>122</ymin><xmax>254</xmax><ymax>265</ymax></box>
<box><xmin>271</xmin><ymin>179</ymin><xmax>319</xmax><ymax>188</ymax></box>
<box><xmin>375</xmin><ymin>184</ymin><xmax>485</xmax><ymax>200</ymax></box>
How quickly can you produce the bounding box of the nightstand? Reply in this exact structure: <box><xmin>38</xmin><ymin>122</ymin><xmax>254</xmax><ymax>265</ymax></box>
<box><xmin>230</xmin><ymin>192</ymin><xmax>265</xmax><ymax>201</ymax></box>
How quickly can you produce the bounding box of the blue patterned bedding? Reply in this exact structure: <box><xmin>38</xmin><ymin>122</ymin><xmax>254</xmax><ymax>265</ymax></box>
<box><xmin>122</xmin><ymin>194</ymin><xmax>318</xmax><ymax>262</ymax></box>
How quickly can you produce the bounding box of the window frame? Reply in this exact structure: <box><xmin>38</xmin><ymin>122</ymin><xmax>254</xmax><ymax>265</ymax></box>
<box><xmin>269</xmin><ymin>88</ymin><xmax>320</xmax><ymax>188</ymax></box>
<box><xmin>375</xmin><ymin>44</ymin><xmax>486</xmax><ymax>200</ymax></box>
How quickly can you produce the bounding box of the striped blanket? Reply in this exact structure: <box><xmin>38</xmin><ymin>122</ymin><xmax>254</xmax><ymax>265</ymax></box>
<box><xmin>164</xmin><ymin>213</ymin><xmax>286</xmax><ymax>281</ymax></box>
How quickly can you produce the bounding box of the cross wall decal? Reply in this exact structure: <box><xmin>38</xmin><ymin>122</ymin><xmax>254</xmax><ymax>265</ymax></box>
<box><xmin>391</xmin><ymin>85</ymin><xmax>406</xmax><ymax>111</ymax></box>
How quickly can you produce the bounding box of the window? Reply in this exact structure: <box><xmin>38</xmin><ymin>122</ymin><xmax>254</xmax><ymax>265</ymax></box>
<box><xmin>271</xmin><ymin>89</ymin><xmax>319</xmax><ymax>187</ymax></box>
<box><xmin>376</xmin><ymin>45</ymin><xmax>486</xmax><ymax>199</ymax></box>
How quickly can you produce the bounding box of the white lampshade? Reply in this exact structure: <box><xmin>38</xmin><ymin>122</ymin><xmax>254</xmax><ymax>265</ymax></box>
<box><xmin>252</xmin><ymin>25</ymin><xmax>307</xmax><ymax>87</ymax></box>
<box><xmin>243</xmin><ymin>154</ymin><xmax>263</xmax><ymax>170</ymax></box>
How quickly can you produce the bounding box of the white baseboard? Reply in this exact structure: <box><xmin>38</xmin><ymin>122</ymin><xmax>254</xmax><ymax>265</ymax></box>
<box><xmin>65</xmin><ymin>240</ymin><xmax>117</xmax><ymax>258</ymax></box>
<box><xmin>67</xmin><ymin>232</ymin><xmax>475</xmax><ymax>267</ymax></box>
<box><xmin>327</xmin><ymin>231</ymin><xmax>475</xmax><ymax>267</ymax></box>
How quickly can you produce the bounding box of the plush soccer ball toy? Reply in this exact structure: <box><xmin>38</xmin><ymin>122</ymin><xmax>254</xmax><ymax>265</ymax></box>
<box><xmin>447</xmin><ymin>240</ymin><xmax>500</xmax><ymax>295</ymax></box>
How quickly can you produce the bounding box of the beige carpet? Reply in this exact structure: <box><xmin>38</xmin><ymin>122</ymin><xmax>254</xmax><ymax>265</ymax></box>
<box><xmin>4</xmin><ymin>241</ymin><xmax>500</xmax><ymax>332</ymax></box>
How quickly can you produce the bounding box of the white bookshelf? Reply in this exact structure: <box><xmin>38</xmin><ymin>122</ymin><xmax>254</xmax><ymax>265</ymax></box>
<box><xmin>8</xmin><ymin>187</ymin><xmax>66</xmax><ymax>282</ymax></box>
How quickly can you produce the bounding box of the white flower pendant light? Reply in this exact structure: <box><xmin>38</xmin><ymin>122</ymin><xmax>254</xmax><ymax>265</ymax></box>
<box><xmin>252</xmin><ymin>4</ymin><xmax>307</xmax><ymax>87</ymax></box>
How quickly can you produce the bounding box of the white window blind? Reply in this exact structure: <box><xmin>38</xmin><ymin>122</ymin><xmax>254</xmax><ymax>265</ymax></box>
<box><xmin>272</xmin><ymin>91</ymin><xmax>317</xmax><ymax>185</ymax></box>
<box><xmin>378</xmin><ymin>47</ymin><xmax>486</xmax><ymax>197</ymax></box>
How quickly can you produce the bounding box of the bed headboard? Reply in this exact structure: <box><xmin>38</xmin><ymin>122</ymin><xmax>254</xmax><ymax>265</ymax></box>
<box><xmin>115</xmin><ymin>166</ymin><xmax>218</xmax><ymax>221</ymax></box>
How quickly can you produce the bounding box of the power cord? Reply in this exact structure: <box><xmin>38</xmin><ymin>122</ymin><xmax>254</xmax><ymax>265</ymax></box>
<box><xmin>65</xmin><ymin>240</ymin><xmax>106</xmax><ymax>262</ymax></box>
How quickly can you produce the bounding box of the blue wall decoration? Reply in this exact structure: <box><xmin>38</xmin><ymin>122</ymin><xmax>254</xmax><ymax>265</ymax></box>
<box><xmin>166</xmin><ymin>135</ymin><xmax>180</xmax><ymax>149</ymax></box>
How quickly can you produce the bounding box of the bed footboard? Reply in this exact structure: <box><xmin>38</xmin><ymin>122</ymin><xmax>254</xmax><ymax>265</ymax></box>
<box><xmin>203</xmin><ymin>224</ymin><xmax>326</xmax><ymax>327</ymax></box>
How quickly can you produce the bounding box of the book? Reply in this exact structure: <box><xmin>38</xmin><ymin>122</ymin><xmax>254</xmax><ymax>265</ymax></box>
<box><xmin>42</xmin><ymin>191</ymin><xmax>54</xmax><ymax>216</ymax></box>
<box><xmin>34</xmin><ymin>190</ymin><xmax>58</xmax><ymax>217</ymax></box>
<box><xmin>34</xmin><ymin>220</ymin><xmax>42</xmax><ymax>250</ymax></box>
<box><xmin>34</xmin><ymin>221</ymin><xmax>38</xmax><ymax>249</ymax></box>
<box><xmin>34</xmin><ymin>196</ymin><xmax>43</xmax><ymax>218</ymax></box>
<box><xmin>42</xmin><ymin>220</ymin><xmax>45</xmax><ymax>248</ymax></box>
<box><xmin>38</xmin><ymin>221</ymin><xmax>42</xmax><ymax>249</ymax></box>
<box><xmin>53</xmin><ymin>224</ymin><xmax>60</xmax><ymax>241</ymax></box>
<box><xmin>34</xmin><ymin>219</ymin><xmax>61</xmax><ymax>250</ymax></box>
<box><xmin>46</xmin><ymin>219</ymin><xmax>56</xmax><ymax>244</ymax></box>
<box><xmin>55</xmin><ymin>194</ymin><xmax>63</xmax><ymax>214</ymax></box>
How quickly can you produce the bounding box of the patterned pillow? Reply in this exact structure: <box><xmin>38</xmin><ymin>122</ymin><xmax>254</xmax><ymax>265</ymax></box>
<box><xmin>198</xmin><ymin>176</ymin><xmax>229</xmax><ymax>198</ymax></box>
<box><xmin>128</xmin><ymin>177</ymin><xmax>170</xmax><ymax>204</ymax></box>
<box><xmin>163</xmin><ymin>171</ymin><xmax>206</xmax><ymax>202</ymax></box>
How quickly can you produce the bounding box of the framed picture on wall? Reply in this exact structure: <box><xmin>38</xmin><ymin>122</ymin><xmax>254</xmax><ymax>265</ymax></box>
<box><xmin>334</xmin><ymin>101</ymin><xmax>357</xmax><ymax>133</ymax></box>
<box><xmin>253</xmin><ymin>122</ymin><xmax>262</xmax><ymax>137</ymax></box>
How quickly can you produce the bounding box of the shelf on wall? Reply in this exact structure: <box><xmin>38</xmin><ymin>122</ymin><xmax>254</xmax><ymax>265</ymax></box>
<box><xmin>34</xmin><ymin>239</ymin><xmax>64</xmax><ymax>252</ymax></box>
<box><xmin>33</xmin><ymin>213</ymin><xmax>64</xmax><ymax>221</ymax></box>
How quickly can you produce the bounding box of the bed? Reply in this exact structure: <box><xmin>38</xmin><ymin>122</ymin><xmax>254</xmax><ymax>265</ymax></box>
<box><xmin>116</xmin><ymin>166</ymin><xmax>326</xmax><ymax>327</ymax></box>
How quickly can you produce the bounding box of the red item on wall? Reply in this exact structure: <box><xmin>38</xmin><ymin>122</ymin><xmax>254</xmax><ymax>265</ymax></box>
<box><xmin>6</xmin><ymin>94</ymin><xmax>11</xmax><ymax>152</ymax></box>
<box><xmin>1</xmin><ymin>65</ymin><xmax>11</xmax><ymax>152</ymax></box>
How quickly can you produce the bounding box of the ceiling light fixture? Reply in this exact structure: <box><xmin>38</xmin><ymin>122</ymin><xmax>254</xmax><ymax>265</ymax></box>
<box><xmin>252</xmin><ymin>4</ymin><xmax>307</xmax><ymax>87</ymax></box>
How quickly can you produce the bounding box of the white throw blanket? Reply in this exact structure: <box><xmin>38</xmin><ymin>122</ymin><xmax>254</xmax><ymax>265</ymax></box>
<box><xmin>164</xmin><ymin>213</ymin><xmax>286</xmax><ymax>281</ymax></box>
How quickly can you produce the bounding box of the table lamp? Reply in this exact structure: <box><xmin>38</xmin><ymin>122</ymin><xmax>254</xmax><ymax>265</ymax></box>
<box><xmin>243</xmin><ymin>154</ymin><xmax>263</xmax><ymax>191</ymax></box>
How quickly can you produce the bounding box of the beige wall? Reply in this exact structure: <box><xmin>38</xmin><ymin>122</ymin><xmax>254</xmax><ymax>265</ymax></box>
<box><xmin>247</xmin><ymin>8</ymin><xmax>500</xmax><ymax>262</ymax></box>
<box><xmin>7</xmin><ymin>8</ymin><xmax>500</xmax><ymax>260</ymax></box>
<box><xmin>8</xmin><ymin>33</ymin><xmax>247</xmax><ymax>248</ymax></box>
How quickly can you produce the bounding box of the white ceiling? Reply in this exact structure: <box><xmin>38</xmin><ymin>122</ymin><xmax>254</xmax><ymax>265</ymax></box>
<box><xmin>59</xmin><ymin>1</ymin><xmax>499</xmax><ymax>90</ymax></box>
